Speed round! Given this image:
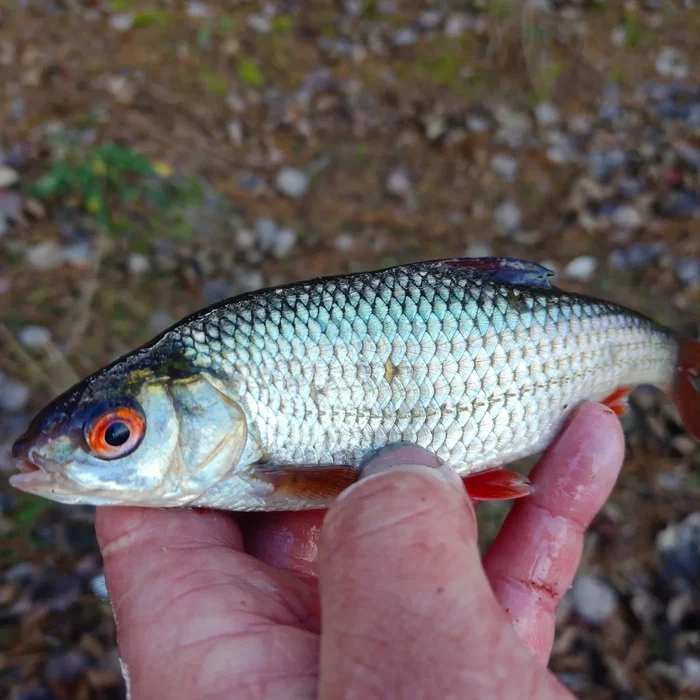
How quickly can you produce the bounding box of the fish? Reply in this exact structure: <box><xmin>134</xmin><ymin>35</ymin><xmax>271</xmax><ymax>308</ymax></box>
<box><xmin>9</xmin><ymin>257</ymin><xmax>700</xmax><ymax>511</ymax></box>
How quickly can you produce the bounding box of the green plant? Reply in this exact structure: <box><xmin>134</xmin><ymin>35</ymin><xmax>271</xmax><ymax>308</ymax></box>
<box><xmin>30</xmin><ymin>143</ymin><xmax>179</xmax><ymax>236</ymax></box>
<box><xmin>237</xmin><ymin>58</ymin><xmax>264</xmax><ymax>86</ymax></box>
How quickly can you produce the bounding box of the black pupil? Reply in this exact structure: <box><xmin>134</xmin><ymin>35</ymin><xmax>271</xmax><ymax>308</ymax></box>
<box><xmin>105</xmin><ymin>421</ymin><xmax>130</xmax><ymax>447</ymax></box>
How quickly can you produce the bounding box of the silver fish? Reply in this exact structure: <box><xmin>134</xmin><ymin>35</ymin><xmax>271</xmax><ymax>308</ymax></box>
<box><xmin>10</xmin><ymin>258</ymin><xmax>700</xmax><ymax>510</ymax></box>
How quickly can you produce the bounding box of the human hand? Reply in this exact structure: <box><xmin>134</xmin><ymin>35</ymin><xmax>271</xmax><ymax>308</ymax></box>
<box><xmin>95</xmin><ymin>402</ymin><xmax>624</xmax><ymax>699</ymax></box>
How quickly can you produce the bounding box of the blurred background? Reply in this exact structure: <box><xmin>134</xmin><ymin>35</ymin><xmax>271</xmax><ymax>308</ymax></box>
<box><xmin>0</xmin><ymin>0</ymin><xmax>699</xmax><ymax>698</ymax></box>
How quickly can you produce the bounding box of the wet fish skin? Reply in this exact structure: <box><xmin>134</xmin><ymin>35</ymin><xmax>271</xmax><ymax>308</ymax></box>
<box><xmin>9</xmin><ymin>258</ymin><xmax>697</xmax><ymax>511</ymax></box>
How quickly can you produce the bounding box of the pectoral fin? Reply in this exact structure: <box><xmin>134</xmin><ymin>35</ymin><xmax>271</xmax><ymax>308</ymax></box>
<box><xmin>252</xmin><ymin>463</ymin><xmax>361</xmax><ymax>502</ymax></box>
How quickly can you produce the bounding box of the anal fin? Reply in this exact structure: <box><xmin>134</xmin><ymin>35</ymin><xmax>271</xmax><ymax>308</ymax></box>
<box><xmin>462</xmin><ymin>468</ymin><xmax>534</xmax><ymax>501</ymax></box>
<box><xmin>602</xmin><ymin>386</ymin><xmax>633</xmax><ymax>417</ymax></box>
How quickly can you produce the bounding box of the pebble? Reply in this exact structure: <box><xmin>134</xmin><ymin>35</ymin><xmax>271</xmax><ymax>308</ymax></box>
<box><xmin>490</xmin><ymin>153</ymin><xmax>518</xmax><ymax>181</ymax></box>
<box><xmin>466</xmin><ymin>115</ymin><xmax>490</xmax><ymax>133</ymax></box>
<box><xmin>186</xmin><ymin>2</ymin><xmax>210</xmax><ymax>19</ymax></box>
<box><xmin>202</xmin><ymin>279</ymin><xmax>230</xmax><ymax>304</ymax></box>
<box><xmin>335</xmin><ymin>232</ymin><xmax>354</xmax><ymax>252</ymax></box>
<box><xmin>392</xmin><ymin>28</ymin><xmax>418</xmax><ymax>47</ymax></box>
<box><xmin>90</xmin><ymin>573</ymin><xmax>109</xmax><ymax>601</ymax></box>
<box><xmin>254</xmin><ymin>217</ymin><xmax>278</xmax><ymax>250</ymax></box>
<box><xmin>572</xmin><ymin>575</ymin><xmax>617</xmax><ymax>624</ymax></box>
<box><xmin>0</xmin><ymin>377</ymin><xmax>30</xmax><ymax>412</ymax></box>
<box><xmin>535</xmin><ymin>102</ymin><xmax>560</xmax><ymax>127</ymax></box>
<box><xmin>675</xmin><ymin>257</ymin><xmax>700</xmax><ymax>286</ymax></box>
<box><xmin>227</xmin><ymin>119</ymin><xmax>244</xmax><ymax>146</ymax></box>
<box><xmin>682</xmin><ymin>657</ymin><xmax>700</xmax><ymax>690</ymax></box>
<box><xmin>568</xmin><ymin>114</ymin><xmax>593</xmax><ymax>136</ymax></box>
<box><xmin>109</xmin><ymin>12</ymin><xmax>134</xmax><ymax>31</ymax></box>
<box><xmin>247</xmin><ymin>14</ymin><xmax>271</xmax><ymax>33</ymax></box>
<box><xmin>62</xmin><ymin>242</ymin><xmax>94</xmax><ymax>268</ymax></box>
<box><xmin>445</xmin><ymin>13</ymin><xmax>470</xmax><ymax>37</ymax></box>
<box><xmin>18</xmin><ymin>325</ymin><xmax>52</xmax><ymax>350</ymax></box>
<box><xmin>611</xmin><ymin>205</ymin><xmax>642</xmax><ymax>230</ymax></box>
<box><xmin>0</xmin><ymin>276</ymin><xmax>10</xmax><ymax>295</ymax></box>
<box><xmin>493</xmin><ymin>200</ymin><xmax>522</xmax><ymax>233</ymax></box>
<box><xmin>418</xmin><ymin>10</ymin><xmax>442</xmax><ymax>30</ymax></box>
<box><xmin>148</xmin><ymin>311</ymin><xmax>176</xmax><ymax>334</ymax></box>
<box><xmin>0</xmin><ymin>213</ymin><xmax>7</xmax><ymax>237</ymax></box>
<box><xmin>273</xmin><ymin>228</ymin><xmax>297</xmax><ymax>258</ymax></box>
<box><xmin>564</xmin><ymin>255</ymin><xmax>597</xmax><ymax>282</ymax></box>
<box><xmin>46</xmin><ymin>651</ymin><xmax>91</xmax><ymax>682</ymax></box>
<box><xmin>26</xmin><ymin>240</ymin><xmax>62</xmax><ymax>269</ymax></box>
<box><xmin>386</xmin><ymin>168</ymin><xmax>413</xmax><ymax>198</ymax></box>
<box><xmin>0</xmin><ymin>190</ymin><xmax>24</xmax><ymax>221</ymax></box>
<box><xmin>127</xmin><ymin>253</ymin><xmax>151</xmax><ymax>276</ymax></box>
<box><xmin>275</xmin><ymin>168</ymin><xmax>309</xmax><ymax>199</ymax></box>
<box><xmin>0</xmin><ymin>166</ymin><xmax>19</xmax><ymax>189</ymax></box>
<box><xmin>494</xmin><ymin>106</ymin><xmax>532</xmax><ymax>148</ymax></box>
<box><xmin>656</xmin><ymin>47</ymin><xmax>688</xmax><ymax>80</ymax></box>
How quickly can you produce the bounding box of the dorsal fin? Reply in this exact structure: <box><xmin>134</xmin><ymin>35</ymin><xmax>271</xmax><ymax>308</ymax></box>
<box><xmin>437</xmin><ymin>257</ymin><xmax>554</xmax><ymax>289</ymax></box>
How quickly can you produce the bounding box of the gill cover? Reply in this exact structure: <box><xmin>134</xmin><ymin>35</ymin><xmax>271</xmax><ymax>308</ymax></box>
<box><xmin>165</xmin><ymin>376</ymin><xmax>248</xmax><ymax>498</ymax></box>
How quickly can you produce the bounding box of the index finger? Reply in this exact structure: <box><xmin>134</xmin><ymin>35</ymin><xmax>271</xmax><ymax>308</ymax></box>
<box><xmin>483</xmin><ymin>402</ymin><xmax>625</xmax><ymax>664</ymax></box>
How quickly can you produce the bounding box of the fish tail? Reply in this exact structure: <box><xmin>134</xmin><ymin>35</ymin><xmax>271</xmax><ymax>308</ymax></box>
<box><xmin>672</xmin><ymin>338</ymin><xmax>700</xmax><ymax>439</ymax></box>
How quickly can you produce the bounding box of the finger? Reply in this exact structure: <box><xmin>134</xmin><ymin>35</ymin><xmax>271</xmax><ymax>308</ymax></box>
<box><xmin>239</xmin><ymin>445</ymin><xmax>442</xmax><ymax>583</ymax></box>
<box><xmin>483</xmin><ymin>402</ymin><xmax>625</xmax><ymax>665</ymax></box>
<box><xmin>239</xmin><ymin>509</ymin><xmax>327</xmax><ymax>584</ymax></box>
<box><xmin>96</xmin><ymin>507</ymin><xmax>319</xmax><ymax>699</ymax></box>
<box><xmin>317</xmin><ymin>445</ymin><xmax>571</xmax><ymax>700</ymax></box>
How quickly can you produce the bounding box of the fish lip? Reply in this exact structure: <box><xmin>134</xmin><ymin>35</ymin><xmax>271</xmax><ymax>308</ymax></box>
<box><xmin>9</xmin><ymin>467</ymin><xmax>56</xmax><ymax>490</ymax></box>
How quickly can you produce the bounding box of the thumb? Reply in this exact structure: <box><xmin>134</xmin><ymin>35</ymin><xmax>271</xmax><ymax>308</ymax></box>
<box><xmin>317</xmin><ymin>446</ymin><xmax>571</xmax><ymax>700</ymax></box>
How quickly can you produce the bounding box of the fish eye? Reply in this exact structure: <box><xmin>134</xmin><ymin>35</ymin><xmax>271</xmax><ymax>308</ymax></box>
<box><xmin>85</xmin><ymin>406</ymin><xmax>145</xmax><ymax>460</ymax></box>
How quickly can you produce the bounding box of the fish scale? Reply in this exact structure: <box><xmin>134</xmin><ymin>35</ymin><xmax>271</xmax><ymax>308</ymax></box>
<box><xmin>171</xmin><ymin>262</ymin><xmax>676</xmax><ymax>474</ymax></box>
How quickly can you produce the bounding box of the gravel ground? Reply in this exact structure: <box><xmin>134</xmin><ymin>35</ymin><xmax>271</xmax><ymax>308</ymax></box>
<box><xmin>1</xmin><ymin>1</ymin><xmax>699</xmax><ymax>698</ymax></box>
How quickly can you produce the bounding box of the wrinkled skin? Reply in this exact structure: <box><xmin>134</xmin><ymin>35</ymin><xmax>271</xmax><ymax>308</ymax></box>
<box><xmin>96</xmin><ymin>402</ymin><xmax>624</xmax><ymax>699</ymax></box>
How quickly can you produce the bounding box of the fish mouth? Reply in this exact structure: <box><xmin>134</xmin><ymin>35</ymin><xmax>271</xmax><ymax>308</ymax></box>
<box><xmin>9</xmin><ymin>455</ymin><xmax>60</xmax><ymax>491</ymax></box>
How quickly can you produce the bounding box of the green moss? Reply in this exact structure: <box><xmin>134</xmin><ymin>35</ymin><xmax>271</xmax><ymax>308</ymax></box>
<box><xmin>237</xmin><ymin>58</ymin><xmax>264</xmax><ymax>86</ymax></box>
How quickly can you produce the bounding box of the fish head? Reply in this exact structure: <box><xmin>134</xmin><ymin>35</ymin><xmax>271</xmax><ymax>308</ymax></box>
<box><xmin>10</xmin><ymin>350</ymin><xmax>248</xmax><ymax>506</ymax></box>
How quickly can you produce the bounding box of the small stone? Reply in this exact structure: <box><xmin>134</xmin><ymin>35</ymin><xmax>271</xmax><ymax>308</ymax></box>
<box><xmin>46</xmin><ymin>651</ymin><xmax>91</xmax><ymax>682</ymax></box>
<box><xmin>226</xmin><ymin>91</ymin><xmax>246</xmax><ymax>113</ymax></box>
<box><xmin>254</xmin><ymin>217</ymin><xmax>278</xmax><ymax>250</ymax></box>
<box><xmin>386</xmin><ymin>168</ymin><xmax>413</xmax><ymax>199</ymax></box>
<box><xmin>0</xmin><ymin>213</ymin><xmax>7</xmax><ymax>237</ymax></box>
<box><xmin>418</xmin><ymin>10</ymin><xmax>442</xmax><ymax>30</ymax></box>
<box><xmin>0</xmin><ymin>277</ymin><xmax>10</xmax><ymax>295</ymax></box>
<box><xmin>611</xmin><ymin>27</ymin><xmax>627</xmax><ymax>46</ymax></box>
<box><xmin>683</xmin><ymin>658</ymin><xmax>700</xmax><ymax>690</ymax></box>
<box><xmin>127</xmin><ymin>253</ymin><xmax>150</xmax><ymax>276</ymax></box>
<box><xmin>335</xmin><ymin>233</ymin><xmax>354</xmax><ymax>252</ymax></box>
<box><xmin>512</xmin><ymin>230</ymin><xmax>542</xmax><ymax>246</ymax></box>
<box><xmin>0</xmin><ymin>166</ymin><xmax>19</xmax><ymax>189</ymax></box>
<box><xmin>572</xmin><ymin>576</ymin><xmax>617</xmax><ymax>624</ymax></box>
<box><xmin>494</xmin><ymin>106</ymin><xmax>532</xmax><ymax>148</ymax></box>
<box><xmin>26</xmin><ymin>241</ymin><xmax>63</xmax><ymax>269</ymax></box>
<box><xmin>186</xmin><ymin>2</ymin><xmax>210</xmax><ymax>18</ymax></box>
<box><xmin>535</xmin><ymin>102</ymin><xmax>560</xmax><ymax>128</ymax></box>
<box><xmin>275</xmin><ymin>168</ymin><xmax>308</xmax><ymax>199</ymax></box>
<box><xmin>612</xmin><ymin>205</ymin><xmax>642</xmax><ymax>230</ymax></box>
<box><xmin>90</xmin><ymin>573</ymin><xmax>109</xmax><ymax>601</ymax></box>
<box><xmin>392</xmin><ymin>28</ymin><xmax>418</xmax><ymax>47</ymax></box>
<box><xmin>675</xmin><ymin>257</ymin><xmax>700</xmax><ymax>287</ymax></box>
<box><xmin>8</xmin><ymin>97</ymin><xmax>25</xmax><ymax>121</ymax></box>
<box><xmin>106</xmin><ymin>75</ymin><xmax>136</xmax><ymax>104</ymax></box>
<box><xmin>466</xmin><ymin>115</ymin><xmax>489</xmax><ymax>133</ymax></box>
<box><xmin>0</xmin><ymin>378</ymin><xmax>30</xmax><ymax>412</ymax></box>
<box><xmin>493</xmin><ymin>200</ymin><xmax>522</xmax><ymax>233</ymax></box>
<box><xmin>227</xmin><ymin>119</ymin><xmax>244</xmax><ymax>146</ymax></box>
<box><xmin>18</xmin><ymin>325</ymin><xmax>51</xmax><ymax>350</ymax></box>
<box><xmin>568</xmin><ymin>114</ymin><xmax>593</xmax><ymax>136</ymax></box>
<box><xmin>273</xmin><ymin>228</ymin><xmax>297</xmax><ymax>258</ymax></box>
<box><xmin>109</xmin><ymin>12</ymin><xmax>134</xmax><ymax>31</ymax></box>
<box><xmin>63</xmin><ymin>242</ymin><xmax>94</xmax><ymax>268</ymax></box>
<box><xmin>564</xmin><ymin>255</ymin><xmax>597</xmax><ymax>282</ymax></box>
<box><xmin>656</xmin><ymin>47</ymin><xmax>688</xmax><ymax>79</ymax></box>
<box><xmin>247</xmin><ymin>14</ymin><xmax>271</xmax><ymax>33</ymax></box>
<box><xmin>235</xmin><ymin>228</ymin><xmax>256</xmax><ymax>251</ymax></box>
<box><xmin>465</xmin><ymin>242</ymin><xmax>493</xmax><ymax>258</ymax></box>
<box><xmin>236</xmin><ymin>269</ymin><xmax>264</xmax><ymax>293</ymax></box>
<box><xmin>445</xmin><ymin>13</ymin><xmax>470</xmax><ymax>36</ymax></box>
<box><xmin>490</xmin><ymin>153</ymin><xmax>518</xmax><ymax>181</ymax></box>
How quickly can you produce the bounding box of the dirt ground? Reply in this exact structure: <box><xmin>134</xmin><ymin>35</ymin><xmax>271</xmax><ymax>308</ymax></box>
<box><xmin>1</xmin><ymin>1</ymin><xmax>699</xmax><ymax>698</ymax></box>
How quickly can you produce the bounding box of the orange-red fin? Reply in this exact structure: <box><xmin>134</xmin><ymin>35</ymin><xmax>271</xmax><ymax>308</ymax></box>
<box><xmin>673</xmin><ymin>339</ymin><xmax>700</xmax><ymax>439</ymax></box>
<box><xmin>254</xmin><ymin>464</ymin><xmax>360</xmax><ymax>501</ymax></box>
<box><xmin>462</xmin><ymin>468</ymin><xmax>534</xmax><ymax>501</ymax></box>
<box><xmin>602</xmin><ymin>386</ymin><xmax>634</xmax><ymax>417</ymax></box>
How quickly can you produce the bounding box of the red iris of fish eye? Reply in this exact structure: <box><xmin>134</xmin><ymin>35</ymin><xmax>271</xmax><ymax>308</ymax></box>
<box><xmin>87</xmin><ymin>408</ymin><xmax>145</xmax><ymax>459</ymax></box>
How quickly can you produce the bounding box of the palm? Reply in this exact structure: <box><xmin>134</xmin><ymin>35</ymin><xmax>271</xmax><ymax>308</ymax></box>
<box><xmin>97</xmin><ymin>508</ymin><xmax>326</xmax><ymax>698</ymax></box>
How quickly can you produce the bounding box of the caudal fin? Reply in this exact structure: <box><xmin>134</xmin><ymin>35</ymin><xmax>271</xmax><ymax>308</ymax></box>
<box><xmin>673</xmin><ymin>339</ymin><xmax>700</xmax><ymax>440</ymax></box>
